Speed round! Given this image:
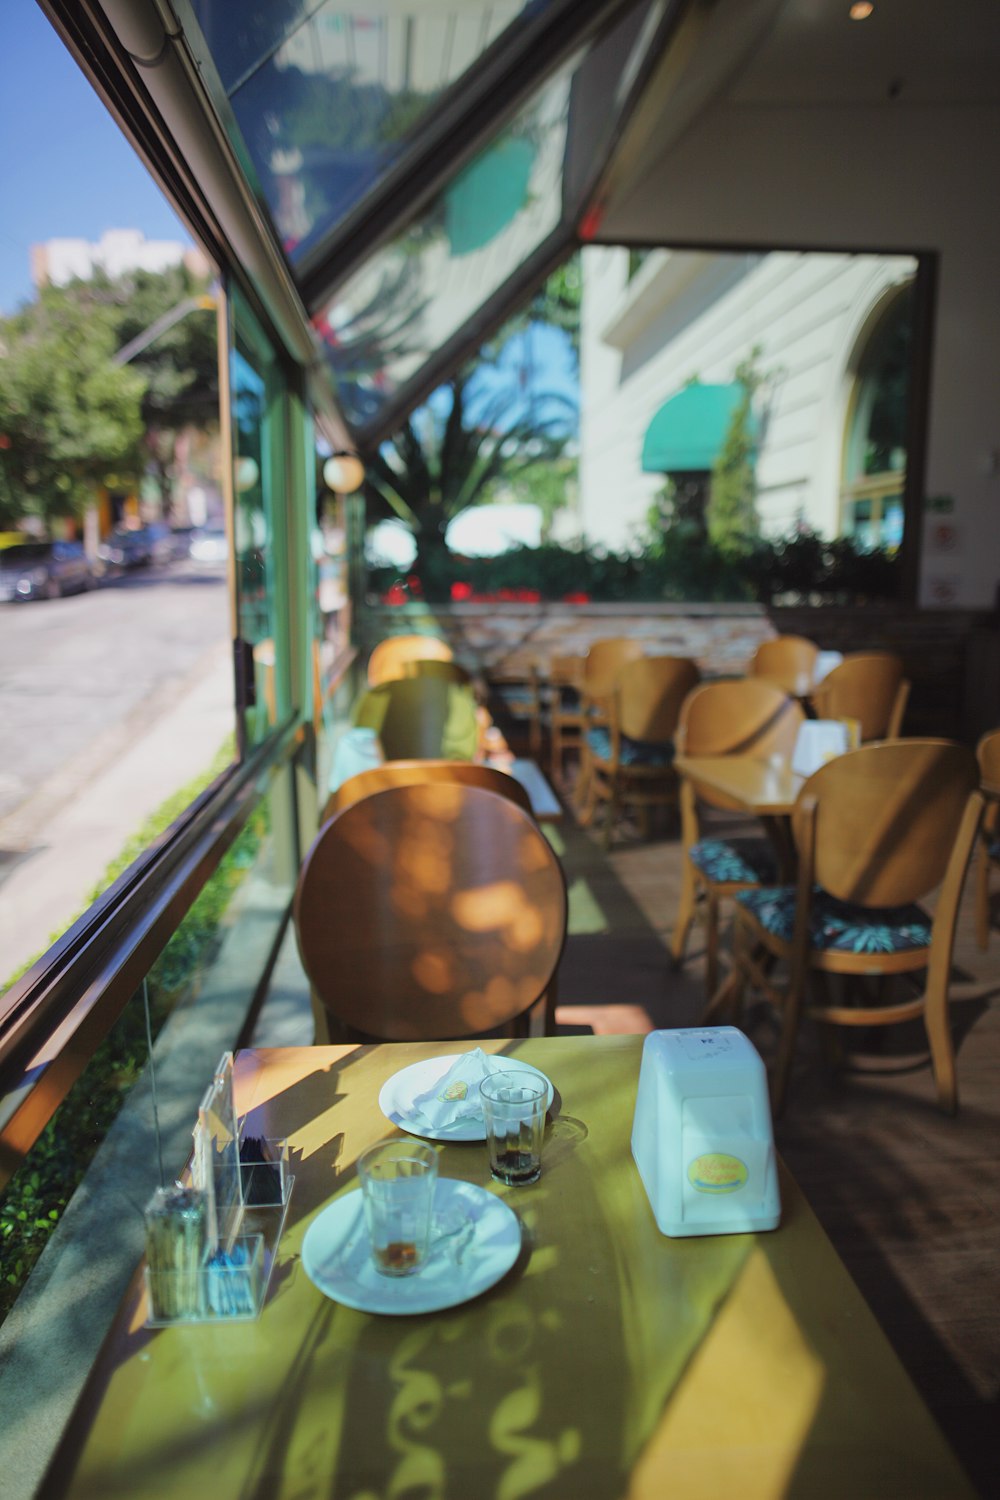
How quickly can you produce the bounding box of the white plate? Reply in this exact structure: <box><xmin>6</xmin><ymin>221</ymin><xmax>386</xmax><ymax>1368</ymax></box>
<box><xmin>379</xmin><ymin>1055</ymin><xmax>554</xmax><ymax>1142</ymax></box>
<box><xmin>301</xmin><ymin>1179</ymin><xmax>522</xmax><ymax>1315</ymax></box>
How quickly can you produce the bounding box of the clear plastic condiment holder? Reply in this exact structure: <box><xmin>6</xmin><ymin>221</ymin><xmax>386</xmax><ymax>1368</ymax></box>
<box><xmin>144</xmin><ymin>1137</ymin><xmax>294</xmax><ymax>1327</ymax></box>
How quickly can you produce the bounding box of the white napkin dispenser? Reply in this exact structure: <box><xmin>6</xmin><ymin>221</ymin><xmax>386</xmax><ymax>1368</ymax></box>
<box><xmin>631</xmin><ymin>1027</ymin><xmax>780</xmax><ymax>1237</ymax></box>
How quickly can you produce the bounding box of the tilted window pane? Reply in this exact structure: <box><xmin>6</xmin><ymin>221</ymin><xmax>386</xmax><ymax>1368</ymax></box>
<box><xmin>185</xmin><ymin>1</ymin><xmax>539</xmax><ymax>260</ymax></box>
<box><xmin>312</xmin><ymin>65</ymin><xmax>571</xmax><ymax>429</ymax></box>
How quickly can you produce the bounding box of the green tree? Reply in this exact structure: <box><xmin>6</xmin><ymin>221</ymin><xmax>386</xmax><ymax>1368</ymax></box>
<box><xmin>707</xmin><ymin>351</ymin><xmax>763</xmax><ymax>554</ymax></box>
<box><xmin>0</xmin><ymin>285</ymin><xmax>146</xmax><ymax>529</ymax></box>
<box><xmin>93</xmin><ymin>264</ymin><xmax>219</xmax><ymax>518</ymax></box>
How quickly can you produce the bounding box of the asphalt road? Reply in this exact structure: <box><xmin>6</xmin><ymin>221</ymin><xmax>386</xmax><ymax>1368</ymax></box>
<box><xmin>0</xmin><ymin>560</ymin><xmax>230</xmax><ymax>827</ymax></box>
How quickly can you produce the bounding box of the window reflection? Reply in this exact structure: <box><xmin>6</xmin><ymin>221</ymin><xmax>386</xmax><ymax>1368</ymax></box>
<box><xmin>313</xmin><ymin>67</ymin><xmax>571</xmax><ymax>427</ymax></box>
<box><xmin>186</xmin><ymin>1</ymin><xmax>537</xmax><ymax>259</ymax></box>
<box><xmin>232</xmin><ymin>335</ymin><xmax>278</xmax><ymax>744</ymax></box>
<box><xmin>842</xmin><ymin>284</ymin><xmax>914</xmax><ymax>550</ymax></box>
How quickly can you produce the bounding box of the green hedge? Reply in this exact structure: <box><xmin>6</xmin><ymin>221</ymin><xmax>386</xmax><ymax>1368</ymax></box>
<box><xmin>367</xmin><ymin>530</ymin><xmax>900</xmax><ymax>606</ymax></box>
<box><xmin>0</xmin><ymin>741</ymin><xmax>265</xmax><ymax>1324</ymax></box>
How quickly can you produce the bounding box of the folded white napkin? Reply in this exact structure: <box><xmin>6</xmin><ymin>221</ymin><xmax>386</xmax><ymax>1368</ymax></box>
<box><xmin>409</xmin><ymin>1050</ymin><xmax>503</xmax><ymax>1130</ymax></box>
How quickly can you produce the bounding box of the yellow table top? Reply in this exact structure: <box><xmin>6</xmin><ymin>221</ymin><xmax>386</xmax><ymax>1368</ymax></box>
<box><xmin>676</xmin><ymin>754</ymin><xmax>805</xmax><ymax>816</ymax></box>
<box><xmin>44</xmin><ymin>1037</ymin><xmax>974</xmax><ymax>1499</ymax></box>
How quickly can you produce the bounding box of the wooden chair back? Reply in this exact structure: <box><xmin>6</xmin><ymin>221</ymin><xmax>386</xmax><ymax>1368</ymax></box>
<box><xmin>400</xmin><ymin>658</ymin><xmax>472</xmax><ymax>685</ymax></box>
<box><xmin>617</xmin><ymin>656</ymin><xmax>701</xmax><ymax>743</ymax></box>
<box><xmin>368</xmin><ymin>634</ymin><xmax>453</xmax><ymax>686</ymax></box>
<box><xmin>679</xmin><ymin>678</ymin><xmax>805</xmax><ymax>759</ymax></box>
<box><xmin>353</xmin><ymin>677</ymin><xmax>480</xmax><ymax>761</ymax></box>
<box><xmin>976</xmin><ymin>727</ymin><xmax>1000</xmax><ymax>790</ymax></box>
<box><xmin>750</xmin><ymin>635</ymin><xmax>819</xmax><ymax>697</ymax></box>
<box><xmin>295</xmin><ymin>783</ymin><xmax>568</xmax><ymax>1040</ymax></box>
<box><xmin>321</xmin><ymin>758</ymin><xmax>533</xmax><ymax>825</ymax></box>
<box><xmin>792</xmin><ymin>740</ymin><xmax>978</xmax><ymax>908</ymax></box>
<box><xmin>811</xmin><ymin>652</ymin><xmax>909</xmax><ymax>740</ymax></box>
<box><xmin>584</xmin><ymin>636</ymin><xmax>645</xmax><ymax>697</ymax></box>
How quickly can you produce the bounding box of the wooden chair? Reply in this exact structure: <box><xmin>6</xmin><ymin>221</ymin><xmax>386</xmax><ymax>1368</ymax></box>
<box><xmin>580</xmin><ymin>655</ymin><xmax>700</xmax><ymax>848</ymax></box>
<box><xmin>750</xmin><ymin>635</ymin><xmax>819</xmax><ymax>698</ymax></box>
<box><xmin>974</xmin><ymin>728</ymin><xmax>1000</xmax><ymax>950</ymax></box>
<box><xmin>399</xmin><ymin>657</ymin><xmax>473</xmax><ymax>685</ymax></box>
<box><xmin>572</xmin><ymin>637</ymin><xmax>646</xmax><ymax>805</ymax></box>
<box><xmin>810</xmin><ymin>652</ymin><xmax>910</xmax><ymax>740</ymax></box>
<box><xmin>671</xmin><ymin>679</ymin><xmax>806</xmax><ymax>995</ymax></box>
<box><xmin>486</xmin><ymin>660</ymin><xmax>543</xmax><ymax>759</ymax></box>
<box><xmin>295</xmin><ymin>783</ymin><xmax>568</xmax><ymax>1041</ymax></box>
<box><xmin>321</xmin><ymin>758</ymin><xmax>534</xmax><ymax>825</ymax></box>
<box><xmin>547</xmin><ymin>654</ymin><xmax>587</xmax><ymax>780</ymax></box>
<box><xmin>367</xmin><ymin>633</ymin><xmax>453</xmax><ymax>686</ymax></box>
<box><xmin>713</xmin><ymin>740</ymin><xmax>981</xmax><ymax>1115</ymax></box>
<box><xmin>353</xmin><ymin>676</ymin><xmax>480</xmax><ymax>761</ymax></box>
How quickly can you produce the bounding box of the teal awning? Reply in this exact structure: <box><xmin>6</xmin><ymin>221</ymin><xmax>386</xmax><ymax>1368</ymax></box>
<box><xmin>641</xmin><ymin>383</ymin><xmax>752</xmax><ymax>473</ymax></box>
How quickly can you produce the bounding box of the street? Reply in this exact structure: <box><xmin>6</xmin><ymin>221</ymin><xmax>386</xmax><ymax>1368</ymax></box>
<box><xmin>0</xmin><ymin>561</ymin><xmax>234</xmax><ymax>980</ymax></box>
<box><xmin>0</xmin><ymin>560</ymin><xmax>229</xmax><ymax>823</ymax></box>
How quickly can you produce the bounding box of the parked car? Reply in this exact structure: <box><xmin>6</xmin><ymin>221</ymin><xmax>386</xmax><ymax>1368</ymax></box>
<box><xmin>188</xmin><ymin>525</ymin><xmax>228</xmax><ymax>564</ymax></box>
<box><xmin>0</xmin><ymin>541</ymin><xmax>95</xmax><ymax>601</ymax></box>
<box><xmin>98</xmin><ymin>526</ymin><xmax>153</xmax><ymax>569</ymax></box>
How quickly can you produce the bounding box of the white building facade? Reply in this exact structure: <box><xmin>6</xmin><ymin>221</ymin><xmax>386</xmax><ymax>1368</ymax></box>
<box><xmin>579</xmin><ymin>245</ymin><xmax>917</xmax><ymax>553</ymax></box>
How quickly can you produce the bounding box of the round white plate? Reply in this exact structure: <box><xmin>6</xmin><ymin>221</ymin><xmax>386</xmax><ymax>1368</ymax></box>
<box><xmin>301</xmin><ymin>1179</ymin><xmax>522</xmax><ymax>1315</ymax></box>
<box><xmin>379</xmin><ymin>1055</ymin><xmax>554</xmax><ymax>1142</ymax></box>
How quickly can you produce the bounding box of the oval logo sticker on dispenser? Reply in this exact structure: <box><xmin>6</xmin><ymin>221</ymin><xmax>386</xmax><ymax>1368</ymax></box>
<box><xmin>687</xmin><ymin>1153</ymin><xmax>748</xmax><ymax>1194</ymax></box>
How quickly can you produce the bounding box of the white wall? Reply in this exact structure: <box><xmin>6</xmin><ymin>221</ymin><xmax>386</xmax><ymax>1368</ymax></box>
<box><xmin>599</xmin><ymin>102</ymin><xmax>1000</xmax><ymax>608</ymax></box>
<box><xmin>579</xmin><ymin>245</ymin><xmax>915</xmax><ymax>549</ymax></box>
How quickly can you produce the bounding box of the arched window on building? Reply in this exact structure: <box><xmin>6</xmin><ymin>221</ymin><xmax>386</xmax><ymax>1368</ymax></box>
<box><xmin>841</xmin><ymin>283</ymin><xmax>914</xmax><ymax>549</ymax></box>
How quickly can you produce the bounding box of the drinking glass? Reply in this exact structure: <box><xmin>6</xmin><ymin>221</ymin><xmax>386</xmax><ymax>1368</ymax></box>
<box><xmin>357</xmin><ymin>1139</ymin><xmax>438</xmax><ymax>1276</ymax></box>
<box><xmin>480</xmin><ymin>1072</ymin><xmax>547</xmax><ymax>1185</ymax></box>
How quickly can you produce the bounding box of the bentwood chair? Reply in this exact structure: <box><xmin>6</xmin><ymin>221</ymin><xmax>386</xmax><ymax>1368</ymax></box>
<box><xmin>670</xmin><ymin>678</ymin><xmax>806</xmax><ymax>995</ymax></box>
<box><xmin>321</xmin><ymin>757</ymin><xmax>534</xmax><ymax>825</ymax></box>
<box><xmin>353</xmin><ymin>676</ymin><xmax>480</xmax><ymax>761</ymax></box>
<box><xmin>750</xmin><ymin>635</ymin><xmax>820</xmax><ymax>699</ymax></box>
<box><xmin>974</xmin><ymin>728</ymin><xmax>1000</xmax><ymax>949</ymax></box>
<box><xmin>712</xmin><ymin>739</ymin><xmax>981</xmax><ymax>1115</ymax></box>
<box><xmin>580</xmin><ymin>655</ymin><xmax>700</xmax><ymax>847</ymax></box>
<box><xmin>810</xmin><ymin>651</ymin><xmax>910</xmax><ymax>740</ymax></box>
<box><xmin>572</xmin><ymin>637</ymin><xmax>646</xmax><ymax>805</ymax></box>
<box><xmin>295</xmin><ymin>783</ymin><xmax>568</xmax><ymax>1042</ymax></box>
<box><xmin>367</xmin><ymin>633</ymin><xmax>454</xmax><ymax>686</ymax></box>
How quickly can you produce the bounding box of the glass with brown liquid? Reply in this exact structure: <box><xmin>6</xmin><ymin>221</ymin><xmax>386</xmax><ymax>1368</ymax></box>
<box><xmin>480</xmin><ymin>1073</ymin><xmax>547</xmax><ymax>1186</ymax></box>
<box><xmin>357</xmin><ymin>1140</ymin><xmax>438</xmax><ymax>1277</ymax></box>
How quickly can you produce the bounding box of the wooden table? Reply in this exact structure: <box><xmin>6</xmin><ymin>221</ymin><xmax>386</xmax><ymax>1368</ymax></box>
<box><xmin>43</xmin><ymin>1038</ymin><xmax>974</xmax><ymax>1499</ymax></box>
<box><xmin>674</xmin><ymin>754</ymin><xmax>804</xmax><ymax>817</ymax></box>
<box><xmin>487</xmin><ymin>755</ymin><xmax>564</xmax><ymax>821</ymax></box>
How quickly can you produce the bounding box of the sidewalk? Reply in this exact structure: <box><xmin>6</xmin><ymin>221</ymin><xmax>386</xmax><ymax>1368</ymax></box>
<box><xmin>0</xmin><ymin>643</ymin><xmax>236</xmax><ymax>982</ymax></box>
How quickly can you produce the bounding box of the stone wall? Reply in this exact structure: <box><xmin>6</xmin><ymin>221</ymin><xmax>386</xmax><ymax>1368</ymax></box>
<box><xmin>359</xmin><ymin>602</ymin><xmax>996</xmax><ymax>742</ymax></box>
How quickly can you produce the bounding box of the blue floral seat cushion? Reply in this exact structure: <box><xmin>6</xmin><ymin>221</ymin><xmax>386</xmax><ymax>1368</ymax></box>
<box><xmin>585</xmin><ymin>725</ymin><xmax>675</xmax><ymax>768</ymax></box>
<box><xmin>736</xmin><ymin>886</ymin><xmax>932</xmax><ymax>955</ymax></box>
<box><xmin>494</xmin><ymin>685</ymin><xmax>536</xmax><ymax>716</ymax></box>
<box><xmin>690</xmin><ymin>837</ymin><xmax>779</xmax><ymax>887</ymax></box>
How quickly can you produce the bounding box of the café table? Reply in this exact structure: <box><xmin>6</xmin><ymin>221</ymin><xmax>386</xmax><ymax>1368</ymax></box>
<box><xmin>675</xmin><ymin>753</ymin><xmax>805</xmax><ymax>881</ymax></box>
<box><xmin>42</xmin><ymin>1037</ymin><xmax>974</xmax><ymax>1499</ymax></box>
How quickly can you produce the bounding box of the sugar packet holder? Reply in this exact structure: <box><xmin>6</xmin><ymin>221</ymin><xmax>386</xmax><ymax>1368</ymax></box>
<box><xmin>143</xmin><ymin>1053</ymin><xmax>294</xmax><ymax>1325</ymax></box>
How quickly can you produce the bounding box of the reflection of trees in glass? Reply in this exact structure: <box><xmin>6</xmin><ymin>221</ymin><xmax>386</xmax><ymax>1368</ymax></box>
<box><xmin>233</xmin><ymin>63</ymin><xmax>430</xmax><ymax>250</ymax></box>
<box><xmin>314</xmin><ymin>258</ymin><xmax>429</xmax><ymax>427</ymax></box>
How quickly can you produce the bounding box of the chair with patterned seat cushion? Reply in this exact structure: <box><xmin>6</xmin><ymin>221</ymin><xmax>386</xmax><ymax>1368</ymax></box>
<box><xmin>580</xmin><ymin>655</ymin><xmax>700</xmax><ymax>847</ymax></box>
<box><xmin>710</xmin><ymin>739</ymin><xmax>982</xmax><ymax>1115</ymax></box>
<box><xmin>750</xmin><ymin>634</ymin><xmax>819</xmax><ymax>699</ymax></box>
<box><xmin>571</xmin><ymin>637</ymin><xmax>645</xmax><ymax>805</ymax></box>
<box><xmin>671</xmin><ymin>678</ymin><xmax>806</xmax><ymax>995</ymax></box>
<box><xmin>973</xmin><ymin>727</ymin><xmax>1000</xmax><ymax>949</ymax></box>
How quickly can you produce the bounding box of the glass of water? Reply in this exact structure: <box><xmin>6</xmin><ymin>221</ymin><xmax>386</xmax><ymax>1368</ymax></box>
<box><xmin>480</xmin><ymin>1072</ymin><xmax>547</xmax><ymax>1186</ymax></box>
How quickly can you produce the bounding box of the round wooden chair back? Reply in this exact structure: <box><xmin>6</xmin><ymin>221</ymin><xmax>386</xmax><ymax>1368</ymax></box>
<box><xmin>617</xmin><ymin>656</ymin><xmax>701</xmax><ymax>744</ymax></box>
<box><xmin>584</xmin><ymin>637</ymin><xmax>645</xmax><ymax>697</ymax></box>
<box><xmin>368</xmin><ymin>634</ymin><xmax>453</xmax><ymax>686</ymax></box>
<box><xmin>400</xmin><ymin>658</ymin><xmax>472</xmax><ymax>685</ymax></box>
<box><xmin>680</xmin><ymin>677</ymin><xmax>804</xmax><ymax>753</ymax></box>
<box><xmin>321</xmin><ymin>758</ymin><xmax>533</xmax><ymax>825</ymax></box>
<box><xmin>811</xmin><ymin>652</ymin><xmax>908</xmax><ymax>740</ymax></box>
<box><xmin>976</xmin><ymin>727</ymin><xmax>1000</xmax><ymax>789</ymax></box>
<box><xmin>750</xmin><ymin>635</ymin><xmax>819</xmax><ymax>697</ymax></box>
<box><xmin>353</xmin><ymin>677</ymin><xmax>479</xmax><ymax>761</ymax></box>
<box><xmin>792</xmin><ymin>740</ymin><xmax>978</xmax><ymax>908</ymax></box>
<box><xmin>295</xmin><ymin>783</ymin><xmax>568</xmax><ymax>1040</ymax></box>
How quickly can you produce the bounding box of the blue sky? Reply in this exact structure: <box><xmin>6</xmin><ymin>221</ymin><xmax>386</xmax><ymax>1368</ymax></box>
<box><xmin>0</xmin><ymin>6</ymin><xmax>192</xmax><ymax>315</ymax></box>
